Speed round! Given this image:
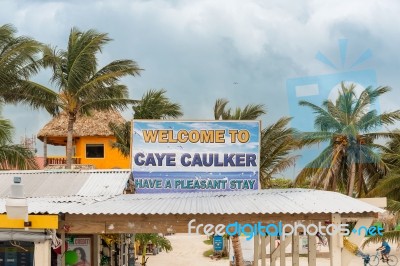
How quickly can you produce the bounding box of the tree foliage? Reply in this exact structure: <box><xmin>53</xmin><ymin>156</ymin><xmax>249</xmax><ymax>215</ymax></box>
<box><xmin>0</xmin><ymin>24</ymin><xmax>42</xmax><ymax>102</ymax></box>
<box><xmin>0</xmin><ymin>114</ymin><xmax>38</xmax><ymax>170</ymax></box>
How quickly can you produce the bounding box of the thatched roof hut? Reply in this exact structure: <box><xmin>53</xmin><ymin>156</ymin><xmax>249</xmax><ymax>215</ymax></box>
<box><xmin>37</xmin><ymin>110</ymin><xmax>126</xmax><ymax>146</ymax></box>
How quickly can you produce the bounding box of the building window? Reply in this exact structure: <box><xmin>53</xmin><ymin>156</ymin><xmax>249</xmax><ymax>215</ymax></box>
<box><xmin>86</xmin><ymin>144</ymin><xmax>104</xmax><ymax>158</ymax></box>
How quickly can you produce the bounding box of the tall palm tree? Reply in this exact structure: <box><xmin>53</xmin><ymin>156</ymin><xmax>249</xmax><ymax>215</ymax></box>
<box><xmin>9</xmin><ymin>27</ymin><xmax>142</xmax><ymax>168</ymax></box>
<box><xmin>109</xmin><ymin>89</ymin><xmax>183</xmax><ymax>157</ymax></box>
<box><xmin>0</xmin><ymin>113</ymin><xmax>38</xmax><ymax>169</ymax></box>
<box><xmin>295</xmin><ymin>83</ymin><xmax>400</xmax><ymax>197</ymax></box>
<box><xmin>213</xmin><ymin>99</ymin><xmax>299</xmax><ymax>266</ymax></box>
<box><xmin>215</xmin><ymin>98</ymin><xmax>267</xmax><ymax>266</ymax></box>
<box><xmin>0</xmin><ymin>24</ymin><xmax>42</xmax><ymax>101</ymax></box>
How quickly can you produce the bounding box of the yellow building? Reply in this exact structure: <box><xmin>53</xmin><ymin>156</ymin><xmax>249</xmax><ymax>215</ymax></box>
<box><xmin>37</xmin><ymin>110</ymin><xmax>130</xmax><ymax>169</ymax></box>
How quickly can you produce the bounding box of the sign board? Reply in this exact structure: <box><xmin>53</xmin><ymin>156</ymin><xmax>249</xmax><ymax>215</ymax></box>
<box><xmin>132</xmin><ymin>120</ymin><xmax>260</xmax><ymax>193</ymax></box>
<box><xmin>0</xmin><ymin>241</ymin><xmax>34</xmax><ymax>266</ymax></box>
<box><xmin>213</xmin><ymin>235</ymin><xmax>224</xmax><ymax>252</ymax></box>
<box><xmin>57</xmin><ymin>236</ymin><xmax>91</xmax><ymax>266</ymax></box>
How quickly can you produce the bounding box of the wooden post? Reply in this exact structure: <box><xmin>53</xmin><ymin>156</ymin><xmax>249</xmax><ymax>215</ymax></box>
<box><xmin>261</xmin><ymin>236</ymin><xmax>267</xmax><ymax>266</ymax></box>
<box><xmin>125</xmin><ymin>234</ymin><xmax>129</xmax><ymax>266</ymax></box>
<box><xmin>308</xmin><ymin>234</ymin><xmax>316</xmax><ymax>266</ymax></box>
<box><xmin>330</xmin><ymin>214</ymin><xmax>342</xmax><ymax>266</ymax></box>
<box><xmin>292</xmin><ymin>234</ymin><xmax>299</xmax><ymax>266</ymax></box>
<box><xmin>279</xmin><ymin>236</ymin><xmax>287</xmax><ymax>266</ymax></box>
<box><xmin>119</xmin><ymin>234</ymin><xmax>121</xmax><ymax>265</ymax></box>
<box><xmin>93</xmin><ymin>234</ymin><xmax>100</xmax><ymax>266</ymax></box>
<box><xmin>270</xmin><ymin>236</ymin><xmax>277</xmax><ymax>266</ymax></box>
<box><xmin>253</xmin><ymin>234</ymin><xmax>259</xmax><ymax>266</ymax></box>
<box><xmin>110</xmin><ymin>242</ymin><xmax>115</xmax><ymax>266</ymax></box>
<box><xmin>61</xmin><ymin>231</ymin><xmax>65</xmax><ymax>266</ymax></box>
<box><xmin>43</xmin><ymin>136</ymin><xmax>48</xmax><ymax>167</ymax></box>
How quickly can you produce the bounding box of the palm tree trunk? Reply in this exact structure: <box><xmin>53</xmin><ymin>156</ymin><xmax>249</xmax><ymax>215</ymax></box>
<box><xmin>43</xmin><ymin>136</ymin><xmax>47</xmax><ymax>167</ymax></box>
<box><xmin>232</xmin><ymin>235</ymin><xmax>244</xmax><ymax>266</ymax></box>
<box><xmin>357</xmin><ymin>162</ymin><xmax>363</xmax><ymax>197</ymax></box>
<box><xmin>347</xmin><ymin>162</ymin><xmax>356</xmax><ymax>197</ymax></box>
<box><xmin>141</xmin><ymin>245</ymin><xmax>146</xmax><ymax>266</ymax></box>
<box><xmin>66</xmin><ymin>114</ymin><xmax>75</xmax><ymax>169</ymax></box>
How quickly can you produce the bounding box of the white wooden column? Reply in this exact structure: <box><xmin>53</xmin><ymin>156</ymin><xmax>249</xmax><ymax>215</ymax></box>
<box><xmin>34</xmin><ymin>240</ymin><xmax>51</xmax><ymax>266</ymax></box>
<box><xmin>292</xmin><ymin>234</ymin><xmax>299</xmax><ymax>266</ymax></box>
<box><xmin>280</xmin><ymin>236</ymin><xmax>291</xmax><ymax>266</ymax></box>
<box><xmin>260</xmin><ymin>236</ymin><xmax>267</xmax><ymax>266</ymax></box>
<box><xmin>253</xmin><ymin>234</ymin><xmax>259</xmax><ymax>266</ymax></box>
<box><xmin>270</xmin><ymin>236</ymin><xmax>277</xmax><ymax>266</ymax></box>
<box><xmin>308</xmin><ymin>235</ymin><xmax>316</xmax><ymax>266</ymax></box>
<box><xmin>330</xmin><ymin>213</ymin><xmax>342</xmax><ymax>266</ymax></box>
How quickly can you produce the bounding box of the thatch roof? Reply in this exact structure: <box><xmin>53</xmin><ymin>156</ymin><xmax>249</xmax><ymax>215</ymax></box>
<box><xmin>37</xmin><ymin>110</ymin><xmax>126</xmax><ymax>145</ymax></box>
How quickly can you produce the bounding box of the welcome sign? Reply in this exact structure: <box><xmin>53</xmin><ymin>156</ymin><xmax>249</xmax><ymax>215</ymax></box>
<box><xmin>131</xmin><ymin>120</ymin><xmax>260</xmax><ymax>193</ymax></box>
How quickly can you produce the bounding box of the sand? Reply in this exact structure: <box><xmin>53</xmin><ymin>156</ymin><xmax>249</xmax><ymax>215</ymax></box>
<box><xmin>144</xmin><ymin>234</ymin><xmax>399</xmax><ymax>266</ymax></box>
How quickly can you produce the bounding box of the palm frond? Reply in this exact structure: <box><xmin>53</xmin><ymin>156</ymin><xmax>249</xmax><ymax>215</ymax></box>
<box><xmin>362</xmin><ymin>231</ymin><xmax>400</xmax><ymax>248</ymax></box>
<box><xmin>5</xmin><ymin>80</ymin><xmax>60</xmax><ymax>115</ymax></box>
<box><xmin>133</xmin><ymin>89</ymin><xmax>183</xmax><ymax>119</ymax></box>
<box><xmin>214</xmin><ymin>98</ymin><xmax>229</xmax><ymax>120</ymax></box>
<box><xmin>76</xmin><ymin>59</ymin><xmax>142</xmax><ymax>98</ymax></box>
<box><xmin>0</xmin><ymin>118</ymin><xmax>13</xmax><ymax>144</ymax></box>
<box><xmin>387</xmin><ymin>199</ymin><xmax>400</xmax><ymax>213</ymax></box>
<box><xmin>0</xmin><ymin>144</ymin><xmax>38</xmax><ymax>170</ymax></box>
<box><xmin>109</xmin><ymin>121</ymin><xmax>131</xmax><ymax>157</ymax></box>
<box><xmin>0</xmin><ymin>24</ymin><xmax>42</xmax><ymax>101</ymax></box>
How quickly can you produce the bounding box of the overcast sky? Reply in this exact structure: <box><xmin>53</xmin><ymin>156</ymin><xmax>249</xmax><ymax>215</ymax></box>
<box><xmin>1</xmin><ymin>0</ymin><xmax>400</xmax><ymax>177</ymax></box>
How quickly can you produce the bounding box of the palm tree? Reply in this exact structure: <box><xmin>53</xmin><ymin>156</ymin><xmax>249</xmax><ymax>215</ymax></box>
<box><xmin>213</xmin><ymin>99</ymin><xmax>299</xmax><ymax>266</ymax></box>
<box><xmin>0</xmin><ymin>24</ymin><xmax>42</xmax><ymax>101</ymax></box>
<box><xmin>214</xmin><ymin>99</ymin><xmax>267</xmax><ymax>266</ymax></box>
<box><xmin>135</xmin><ymin>233</ymin><xmax>172</xmax><ymax>266</ymax></box>
<box><xmin>0</xmin><ymin>113</ymin><xmax>38</xmax><ymax>169</ymax></box>
<box><xmin>109</xmin><ymin>89</ymin><xmax>183</xmax><ymax>157</ymax></box>
<box><xmin>295</xmin><ymin>83</ymin><xmax>400</xmax><ymax>197</ymax></box>
<box><xmin>9</xmin><ymin>27</ymin><xmax>142</xmax><ymax>168</ymax></box>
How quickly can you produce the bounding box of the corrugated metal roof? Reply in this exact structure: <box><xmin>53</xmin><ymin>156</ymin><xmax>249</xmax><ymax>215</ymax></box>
<box><xmin>0</xmin><ymin>189</ymin><xmax>384</xmax><ymax>215</ymax></box>
<box><xmin>0</xmin><ymin>170</ymin><xmax>131</xmax><ymax>197</ymax></box>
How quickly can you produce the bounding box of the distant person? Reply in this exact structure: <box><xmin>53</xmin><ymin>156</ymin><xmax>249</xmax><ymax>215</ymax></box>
<box><xmin>377</xmin><ymin>240</ymin><xmax>391</xmax><ymax>262</ymax></box>
<box><xmin>73</xmin><ymin>247</ymin><xmax>90</xmax><ymax>266</ymax></box>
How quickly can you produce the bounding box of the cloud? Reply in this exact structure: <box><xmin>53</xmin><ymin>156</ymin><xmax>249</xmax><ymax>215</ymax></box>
<box><xmin>1</xmin><ymin>0</ymin><xmax>400</xmax><ymax>175</ymax></box>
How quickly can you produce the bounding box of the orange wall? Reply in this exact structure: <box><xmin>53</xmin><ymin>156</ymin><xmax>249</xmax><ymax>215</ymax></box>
<box><xmin>75</xmin><ymin>136</ymin><xmax>130</xmax><ymax>169</ymax></box>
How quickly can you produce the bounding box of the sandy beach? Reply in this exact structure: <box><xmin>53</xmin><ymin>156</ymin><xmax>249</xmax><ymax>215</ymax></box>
<box><xmin>145</xmin><ymin>233</ymin><xmax>399</xmax><ymax>266</ymax></box>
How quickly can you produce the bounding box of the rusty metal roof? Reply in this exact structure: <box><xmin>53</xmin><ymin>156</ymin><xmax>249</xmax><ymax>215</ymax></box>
<box><xmin>0</xmin><ymin>170</ymin><xmax>131</xmax><ymax>198</ymax></box>
<box><xmin>0</xmin><ymin>189</ymin><xmax>384</xmax><ymax>215</ymax></box>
